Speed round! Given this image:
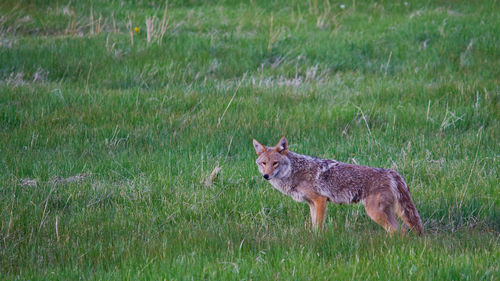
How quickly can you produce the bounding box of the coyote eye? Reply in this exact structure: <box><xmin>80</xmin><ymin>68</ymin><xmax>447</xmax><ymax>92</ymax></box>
<box><xmin>262</xmin><ymin>162</ymin><xmax>266</xmax><ymax>165</ymax></box>
<box><xmin>273</xmin><ymin>162</ymin><xmax>279</xmax><ymax>166</ymax></box>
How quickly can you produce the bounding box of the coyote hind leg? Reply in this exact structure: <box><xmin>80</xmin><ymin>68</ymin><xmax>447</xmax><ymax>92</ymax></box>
<box><xmin>364</xmin><ymin>194</ymin><xmax>399</xmax><ymax>235</ymax></box>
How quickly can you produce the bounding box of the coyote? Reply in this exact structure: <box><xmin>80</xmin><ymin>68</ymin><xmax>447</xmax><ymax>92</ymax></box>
<box><xmin>253</xmin><ymin>137</ymin><xmax>423</xmax><ymax>235</ymax></box>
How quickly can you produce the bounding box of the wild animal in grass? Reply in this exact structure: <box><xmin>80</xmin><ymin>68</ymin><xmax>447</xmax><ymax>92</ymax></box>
<box><xmin>253</xmin><ymin>137</ymin><xmax>423</xmax><ymax>235</ymax></box>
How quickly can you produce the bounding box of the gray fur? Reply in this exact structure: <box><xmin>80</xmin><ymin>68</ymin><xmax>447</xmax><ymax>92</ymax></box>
<box><xmin>266</xmin><ymin>151</ymin><xmax>389</xmax><ymax>204</ymax></box>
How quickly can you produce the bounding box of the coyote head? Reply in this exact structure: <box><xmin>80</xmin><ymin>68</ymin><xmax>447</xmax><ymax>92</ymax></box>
<box><xmin>253</xmin><ymin>137</ymin><xmax>290</xmax><ymax>181</ymax></box>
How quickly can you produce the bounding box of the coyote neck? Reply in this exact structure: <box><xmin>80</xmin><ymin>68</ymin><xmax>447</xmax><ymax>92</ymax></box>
<box><xmin>268</xmin><ymin>151</ymin><xmax>322</xmax><ymax>201</ymax></box>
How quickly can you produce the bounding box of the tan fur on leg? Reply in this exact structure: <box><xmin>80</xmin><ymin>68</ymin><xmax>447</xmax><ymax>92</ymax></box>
<box><xmin>303</xmin><ymin>189</ymin><xmax>328</xmax><ymax>232</ymax></box>
<box><xmin>364</xmin><ymin>194</ymin><xmax>399</xmax><ymax>235</ymax></box>
<box><xmin>308</xmin><ymin>202</ymin><xmax>317</xmax><ymax>229</ymax></box>
<box><xmin>312</xmin><ymin>196</ymin><xmax>327</xmax><ymax>231</ymax></box>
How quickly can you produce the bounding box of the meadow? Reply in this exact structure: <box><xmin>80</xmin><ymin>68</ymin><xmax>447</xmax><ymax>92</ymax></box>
<box><xmin>0</xmin><ymin>0</ymin><xmax>499</xmax><ymax>279</ymax></box>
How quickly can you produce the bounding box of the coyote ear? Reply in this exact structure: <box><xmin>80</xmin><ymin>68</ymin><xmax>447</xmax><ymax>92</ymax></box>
<box><xmin>253</xmin><ymin>139</ymin><xmax>266</xmax><ymax>155</ymax></box>
<box><xmin>275</xmin><ymin>137</ymin><xmax>288</xmax><ymax>155</ymax></box>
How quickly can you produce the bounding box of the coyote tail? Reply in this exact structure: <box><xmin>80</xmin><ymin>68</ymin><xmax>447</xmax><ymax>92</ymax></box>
<box><xmin>391</xmin><ymin>171</ymin><xmax>423</xmax><ymax>235</ymax></box>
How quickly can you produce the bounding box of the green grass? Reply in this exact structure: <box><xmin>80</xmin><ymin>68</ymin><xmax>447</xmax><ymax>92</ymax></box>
<box><xmin>1</xmin><ymin>0</ymin><xmax>499</xmax><ymax>280</ymax></box>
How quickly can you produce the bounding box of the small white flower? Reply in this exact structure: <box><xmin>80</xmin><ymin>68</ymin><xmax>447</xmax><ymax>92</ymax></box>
<box><xmin>340</xmin><ymin>4</ymin><xmax>345</xmax><ymax>9</ymax></box>
<box><xmin>404</xmin><ymin>2</ymin><xmax>408</xmax><ymax>5</ymax></box>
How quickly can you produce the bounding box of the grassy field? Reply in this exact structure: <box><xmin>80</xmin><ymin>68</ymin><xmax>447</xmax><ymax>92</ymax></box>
<box><xmin>1</xmin><ymin>0</ymin><xmax>499</xmax><ymax>280</ymax></box>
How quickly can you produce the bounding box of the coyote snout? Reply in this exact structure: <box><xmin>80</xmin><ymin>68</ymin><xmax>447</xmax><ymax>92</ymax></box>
<box><xmin>253</xmin><ymin>137</ymin><xmax>423</xmax><ymax>235</ymax></box>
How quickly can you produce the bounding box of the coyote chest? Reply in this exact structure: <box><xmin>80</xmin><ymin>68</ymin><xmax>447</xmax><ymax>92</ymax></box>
<box><xmin>268</xmin><ymin>177</ymin><xmax>308</xmax><ymax>202</ymax></box>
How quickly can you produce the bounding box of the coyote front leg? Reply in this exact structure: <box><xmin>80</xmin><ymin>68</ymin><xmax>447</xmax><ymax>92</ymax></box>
<box><xmin>308</xmin><ymin>196</ymin><xmax>327</xmax><ymax>231</ymax></box>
